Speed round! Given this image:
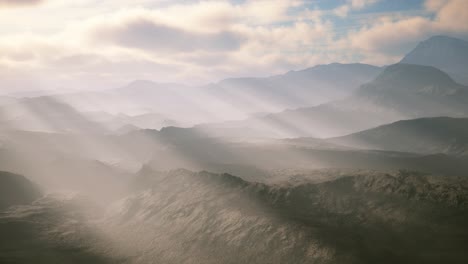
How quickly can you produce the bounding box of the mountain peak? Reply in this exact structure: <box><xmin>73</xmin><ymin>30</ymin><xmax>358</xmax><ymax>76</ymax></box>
<box><xmin>424</xmin><ymin>35</ymin><xmax>468</xmax><ymax>44</ymax></box>
<box><xmin>402</xmin><ymin>35</ymin><xmax>468</xmax><ymax>58</ymax></box>
<box><xmin>363</xmin><ymin>63</ymin><xmax>462</xmax><ymax>94</ymax></box>
<box><xmin>400</xmin><ymin>35</ymin><xmax>468</xmax><ymax>84</ymax></box>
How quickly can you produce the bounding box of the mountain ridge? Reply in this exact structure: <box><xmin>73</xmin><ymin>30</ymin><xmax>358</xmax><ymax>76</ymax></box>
<box><xmin>329</xmin><ymin>117</ymin><xmax>468</xmax><ymax>156</ymax></box>
<box><xmin>188</xmin><ymin>63</ymin><xmax>468</xmax><ymax>138</ymax></box>
<box><xmin>400</xmin><ymin>35</ymin><xmax>468</xmax><ymax>85</ymax></box>
<box><xmin>102</xmin><ymin>169</ymin><xmax>468</xmax><ymax>264</ymax></box>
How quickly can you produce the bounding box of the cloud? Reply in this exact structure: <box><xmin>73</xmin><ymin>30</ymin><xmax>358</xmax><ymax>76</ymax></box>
<box><xmin>425</xmin><ymin>0</ymin><xmax>447</xmax><ymax>11</ymax></box>
<box><xmin>431</xmin><ymin>0</ymin><xmax>468</xmax><ymax>32</ymax></box>
<box><xmin>344</xmin><ymin>0</ymin><xmax>468</xmax><ymax>64</ymax></box>
<box><xmin>0</xmin><ymin>0</ymin><xmax>43</xmax><ymax>7</ymax></box>
<box><xmin>0</xmin><ymin>0</ymin><xmax>467</xmax><ymax>92</ymax></box>
<box><xmin>333</xmin><ymin>0</ymin><xmax>378</xmax><ymax>17</ymax></box>
<box><xmin>92</xmin><ymin>18</ymin><xmax>245</xmax><ymax>53</ymax></box>
<box><xmin>349</xmin><ymin>16</ymin><xmax>432</xmax><ymax>54</ymax></box>
<box><xmin>68</xmin><ymin>1</ymin><xmax>334</xmax><ymax>81</ymax></box>
<box><xmin>240</xmin><ymin>0</ymin><xmax>303</xmax><ymax>24</ymax></box>
<box><xmin>350</xmin><ymin>0</ymin><xmax>378</xmax><ymax>9</ymax></box>
<box><xmin>333</xmin><ymin>5</ymin><xmax>350</xmax><ymax>18</ymax></box>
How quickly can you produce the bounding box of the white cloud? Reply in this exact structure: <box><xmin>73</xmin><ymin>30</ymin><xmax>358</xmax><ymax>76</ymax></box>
<box><xmin>333</xmin><ymin>0</ymin><xmax>378</xmax><ymax>18</ymax></box>
<box><xmin>0</xmin><ymin>0</ymin><xmax>467</xmax><ymax>92</ymax></box>
<box><xmin>431</xmin><ymin>0</ymin><xmax>468</xmax><ymax>32</ymax></box>
<box><xmin>92</xmin><ymin>19</ymin><xmax>245</xmax><ymax>52</ymax></box>
<box><xmin>0</xmin><ymin>0</ymin><xmax>339</xmax><ymax>90</ymax></box>
<box><xmin>350</xmin><ymin>0</ymin><xmax>378</xmax><ymax>9</ymax></box>
<box><xmin>343</xmin><ymin>0</ymin><xmax>468</xmax><ymax>64</ymax></box>
<box><xmin>333</xmin><ymin>5</ymin><xmax>350</xmax><ymax>18</ymax></box>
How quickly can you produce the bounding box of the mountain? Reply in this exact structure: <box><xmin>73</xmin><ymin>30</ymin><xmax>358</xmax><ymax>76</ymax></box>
<box><xmin>354</xmin><ymin>64</ymin><xmax>468</xmax><ymax>115</ymax></box>
<box><xmin>110</xmin><ymin>80</ymin><xmax>217</xmax><ymax>124</ymax></box>
<box><xmin>88</xmin><ymin>111</ymin><xmax>180</xmax><ymax>131</ymax></box>
<box><xmin>101</xmin><ymin>169</ymin><xmax>468</xmax><ymax>264</ymax></box>
<box><xmin>401</xmin><ymin>35</ymin><xmax>468</xmax><ymax>85</ymax></box>
<box><xmin>0</xmin><ymin>171</ymin><xmax>41</xmax><ymax>211</ymax></box>
<box><xmin>7</xmin><ymin>63</ymin><xmax>460</xmax><ymax>136</ymax></box>
<box><xmin>0</xmin><ymin>193</ymin><xmax>122</xmax><ymax>263</ymax></box>
<box><xmin>0</xmin><ymin>93</ymin><xmax>181</xmax><ymax>133</ymax></box>
<box><xmin>4</xmin><ymin>126</ymin><xmax>468</xmax><ymax>190</ymax></box>
<box><xmin>0</xmin><ymin>64</ymin><xmax>381</xmax><ymax>134</ymax></box>
<box><xmin>0</xmin><ymin>130</ymin><xmax>131</xmax><ymax>201</ymax></box>
<box><xmin>2</xmin><ymin>169</ymin><xmax>467</xmax><ymax>263</ymax></box>
<box><xmin>0</xmin><ymin>81</ymin><xmax>207</xmax><ymax>132</ymax></box>
<box><xmin>329</xmin><ymin>117</ymin><xmax>468</xmax><ymax>156</ymax></box>
<box><xmin>205</xmin><ymin>63</ymin><xmax>381</xmax><ymax>112</ymax></box>
<box><xmin>0</xmin><ymin>96</ymin><xmax>107</xmax><ymax>133</ymax></box>
<box><xmin>191</xmin><ymin>63</ymin><xmax>468</xmax><ymax>138</ymax></box>
<box><xmin>134</xmin><ymin>127</ymin><xmax>468</xmax><ymax>179</ymax></box>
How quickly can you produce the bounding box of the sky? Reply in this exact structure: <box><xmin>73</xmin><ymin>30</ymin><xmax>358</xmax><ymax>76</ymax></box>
<box><xmin>0</xmin><ymin>0</ymin><xmax>467</xmax><ymax>92</ymax></box>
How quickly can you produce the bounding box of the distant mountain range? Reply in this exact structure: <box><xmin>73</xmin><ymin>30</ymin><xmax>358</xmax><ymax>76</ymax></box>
<box><xmin>0</xmin><ymin>96</ymin><xmax>108</xmax><ymax>133</ymax></box>
<box><xmin>0</xmin><ymin>64</ymin><xmax>381</xmax><ymax>133</ymax></box>
<box><xmin>204</xmin><ymin>63</ymin><xmax>381</xmax><ymax>112</ymax></box>
<box><xmin>1</xmin><ymin>35</ymin><xmax>467</xmax><ymax>136</ymax></box>
<box><xmin>190</xmin><ymin>63</ymin><xmax>468</xmax><ymax>138</ymax></box>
